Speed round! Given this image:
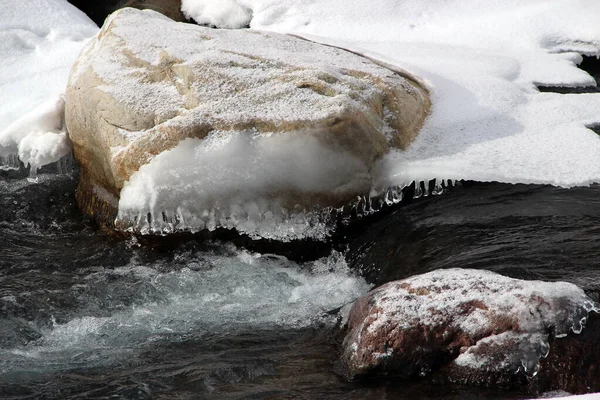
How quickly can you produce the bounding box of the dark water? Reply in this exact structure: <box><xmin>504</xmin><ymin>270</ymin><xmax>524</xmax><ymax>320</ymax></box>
<box><xmin>538</xmin><ymin>55</ymin><xmax>600</xmax><ymax>95</ymax></box>
<box><xmin>348</xmin><ymin>181</ymin><xmax>600</xmax><ymax>298</ymax></box>
<box><xmin>1</xmin><ymin>168</ymin><xmax>599</xmax><ymax>399</ymax></box>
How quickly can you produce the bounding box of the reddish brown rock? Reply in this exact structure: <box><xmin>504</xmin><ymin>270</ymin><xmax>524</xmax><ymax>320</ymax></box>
<box><xmin>341</xmin><ymin>268</ymin><xmax>597</xmax><ymax>393</ymax></box>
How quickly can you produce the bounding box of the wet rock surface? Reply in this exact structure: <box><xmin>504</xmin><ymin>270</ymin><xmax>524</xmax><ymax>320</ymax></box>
<box><xmin>346</xmin><ymin>181</ymin><xmax>600</xmax><ymax>291</ymax></box>
<box><xmin>341</xmin><ymin>268</ymin><xmax>598</xmax><ymax>394</ymax></box>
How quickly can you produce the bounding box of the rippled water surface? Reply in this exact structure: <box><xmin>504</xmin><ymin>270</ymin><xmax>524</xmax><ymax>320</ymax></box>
<box><xmin>1</xmin><ymin>170</ymin><xmax>598</xmax><ymax>399</ymax></box>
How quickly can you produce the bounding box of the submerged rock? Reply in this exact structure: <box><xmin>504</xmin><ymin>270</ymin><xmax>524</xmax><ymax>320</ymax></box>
<box><xmin>341</xmin><ymin>268</ymin><xmax>598</xmax><ymax>392</ymax></box>
<box><xmin>65</xmin><ymin>8</ymin><xmax>430</xmax><ymax>238</ymax></box>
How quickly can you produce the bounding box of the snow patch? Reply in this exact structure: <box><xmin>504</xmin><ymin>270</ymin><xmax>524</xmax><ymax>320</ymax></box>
<box><xmin>181</xmin><ymin>0</ymin><xmax>253</xmax><ymax>28</ymax></box>
<box><xmin>366</xmin><ymin>269</ymin><xmax>596</xmax><ymax>338</ymax></box>
<box><xmin>0</xmin><ymin>0</ymin><xmax>98</xmax><ymax>172</ymax></box>
<box><xmin>534</xmin><ymin>394</ymin><xmax>600</xmax><ymax>400</ymax></box>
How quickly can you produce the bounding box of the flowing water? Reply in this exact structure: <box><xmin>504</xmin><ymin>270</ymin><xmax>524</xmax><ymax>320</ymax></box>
<box><xmin>1</xmin><ymin>167</ymin><xmax>598</xmax><ymax>399</ymax></box>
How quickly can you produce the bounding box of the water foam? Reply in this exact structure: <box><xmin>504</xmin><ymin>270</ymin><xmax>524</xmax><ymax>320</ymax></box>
<box><xmin>0</xmin><ymin>245</ymin><xmax>370</xmax><ymax>371</ymax></box>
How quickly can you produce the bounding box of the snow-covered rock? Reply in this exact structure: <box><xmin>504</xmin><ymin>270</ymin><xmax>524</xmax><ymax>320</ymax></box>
<box><xmin>65</xmin><ymin>7</ymin><xmax>429</xmax><ymax>238</ymax></box>
<box><xmin>341</xmin><ymin>268</ymin><xmax>597</xmax><ymax>388</ymax></box>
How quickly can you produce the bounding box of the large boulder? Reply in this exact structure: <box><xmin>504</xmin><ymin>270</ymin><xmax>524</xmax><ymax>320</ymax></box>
<box><xmin>65</xmin><ymin>8</ymin><xmax>430</xmax><ymax>239</ymax></box>
<box><xmin>341</xmin><ymin>268</ymin><xmax>599</xmax><ymax>393</ymax></box>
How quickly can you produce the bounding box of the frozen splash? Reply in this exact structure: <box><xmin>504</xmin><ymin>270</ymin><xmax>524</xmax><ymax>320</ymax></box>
<box><xmin>117</xmin><ymin>132</ymin><xmax>373</xmax><ymax>240</ymax></box>
<box><xmin>0</xmin><ymin>245</ymin><xmax>370</xmax><ymax>371</ymax></box>
<box><xmin>115</xmin><ymin>132</ymin><xmax>454</xmax><ymax>240</ymax></box>
<box><xmin>0</xmin><ymin>95</ymin><xmax>72</xmax><ymax>180</ymax></box>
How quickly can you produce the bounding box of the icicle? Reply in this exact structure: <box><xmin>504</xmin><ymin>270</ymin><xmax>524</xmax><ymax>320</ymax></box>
<box><xmin>392</xmin><ymin>186</ymin><xmax>403</xmax><ymax>203</ymax></box>
<box><xmin>413</xmin><ymin>181</ymin><xmax>424</xmax><ymax>199</ymax></box>
<box><xmin>365</xmin><ymin>195</ymin><xmax>373</xmax><ymax>214</ymax></box>
<box><xmin>384</xmin><ymin>187</ymin><xmax>393</xmax><ymax>206</ymax></box>
<box><xmin>1</xmin><ymin>153</ymin><xmax>20</xmax><ymax>170</ymax></box>
<box><xmin>207</xmin><ymin>209</ymin><xmax>217</xmax><ymax>231</ymax></box>
<box><xmin>432</xmin><ymin>179</ymin><xmax>444</xmax><ymax>195</ymax></box>
<box><xmin>55</xmin><ymin>152</ymin><xmax>74</xmax><ymax>175</ymax></box>
<box><xmin>27</xmin><ymin>164</ymin><xmax>39</xmax><ymax>183</ymax></box>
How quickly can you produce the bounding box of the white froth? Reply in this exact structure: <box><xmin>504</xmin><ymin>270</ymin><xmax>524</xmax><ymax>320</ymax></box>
<box><xmin>17</xmin><ymin>248</ymin><xmax>370</xmax><ymax>358</ymax></box>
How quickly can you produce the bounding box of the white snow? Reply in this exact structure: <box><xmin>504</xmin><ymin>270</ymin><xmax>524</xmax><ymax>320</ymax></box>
<box><xmin>183</xmin><ymin>0</ymin><xmax>600</xmax><ymax>188</ymax></box>
<box><xmin>0</xmin><ymin>0</ymin><xmax>97</xmax><ymax>172</ymax></box>
<box><xmin>1</xmin><ymin>95</ymin><xmax>71</xmax><ymax>176</ymax></box>
<box><xmin>181</xmin><ymin>0</ymin><xmax>252</xmax><ymax>28</ymax></box>
<box><xmin>3</xmin><ymin>0</ymin><xmax>600</xmax><ymax>238</ymax></box>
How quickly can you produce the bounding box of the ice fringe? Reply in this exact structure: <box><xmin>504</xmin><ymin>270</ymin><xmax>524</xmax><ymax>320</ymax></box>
<box><xmin>456</xmin><ymin>303</ymin><xmax>599</xmax><ymax>379</ymax></box>
<box><xmin>0</xmin><ymin>151</ymin><xmax>74</xmax><ymax>181</ymax></box>
<box><xmin>0</xmin><ymin>95</ymin><xmax>72</xmax><ymax>181</ymax></box>
<box><xmin>115</xmin><ymin>178</ymin><xmax>456</xmax><ymax>240</ymax></box>
<box><xmin>0</xmin><ymin>154</ymin><xmax>21</xmax><ymax>171</ymax></box>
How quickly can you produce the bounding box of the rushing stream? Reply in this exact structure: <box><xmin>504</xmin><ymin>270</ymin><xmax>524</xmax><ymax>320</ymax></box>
<box><xmin>1</xmin><ymin>167</ymin><xmax>599</xmax><ymax>399</ymax></box>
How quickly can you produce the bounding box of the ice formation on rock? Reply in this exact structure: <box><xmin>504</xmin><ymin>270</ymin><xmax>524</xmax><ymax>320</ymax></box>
<box><xmin>1</xmin><ymin>96</ymin><xmax>71</xmax><ymax>179</ymax></box>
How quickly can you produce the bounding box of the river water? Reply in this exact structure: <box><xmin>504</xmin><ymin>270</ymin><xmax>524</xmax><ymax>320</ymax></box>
<box><xmin>1</xmin><ymin>166</ymin><xmax>598</xmax><ymax>399</ymax></box>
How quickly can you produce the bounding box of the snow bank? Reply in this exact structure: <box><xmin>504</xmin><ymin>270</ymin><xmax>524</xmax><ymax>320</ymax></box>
<box><xmin>0</xmin><ymin>0</ymin><xmax>97</xmax><ymax>173</ymax></box>
<box><xmin>183</xmin><ymin>0</ymin><xmax>600</xmax><ymax>188</ymax></box>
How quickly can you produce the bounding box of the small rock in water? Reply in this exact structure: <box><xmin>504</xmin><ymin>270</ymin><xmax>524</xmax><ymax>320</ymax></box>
<box><xmin>340</xmin><ymin>268</ymin><xmax>598</xmax><ymax>393</ymax></box>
